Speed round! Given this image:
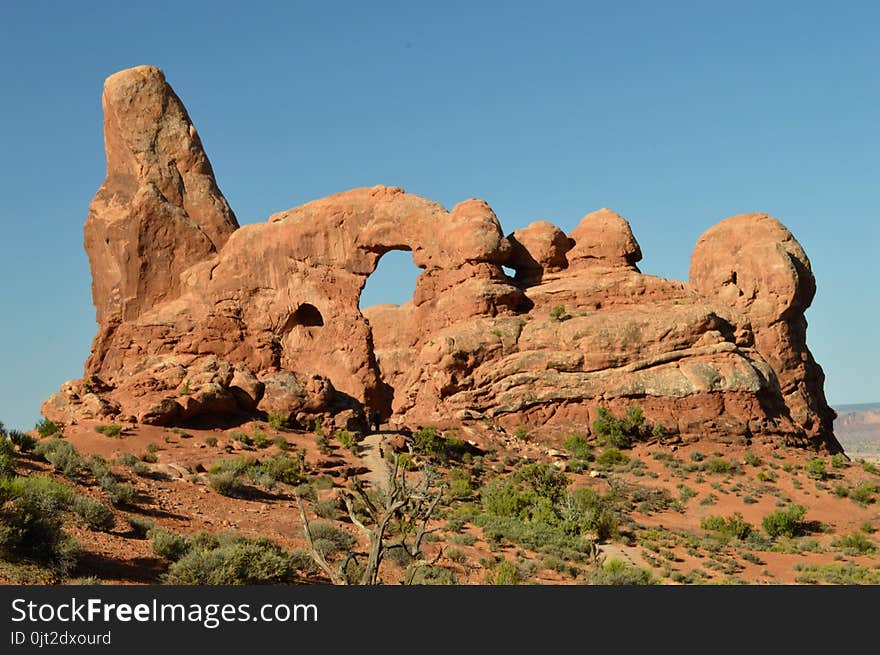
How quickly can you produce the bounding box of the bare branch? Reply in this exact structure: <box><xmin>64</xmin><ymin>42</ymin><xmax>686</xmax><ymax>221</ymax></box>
<box><xmin>294</xmin><ymin>492</ymin><xmax>346</xmax><ymax>585</ymax></box>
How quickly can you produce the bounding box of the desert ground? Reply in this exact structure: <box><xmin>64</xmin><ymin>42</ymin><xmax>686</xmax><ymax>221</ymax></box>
<box><xmin>2</xmin><ymin>413</ymin><xmax>877</xmax><ymax>585</ymax></box>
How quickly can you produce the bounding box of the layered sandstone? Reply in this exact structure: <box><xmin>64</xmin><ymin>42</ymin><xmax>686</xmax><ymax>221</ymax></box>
<box><xmin>44</xmin><ymin>66</ymin><xmax>840</xmax><ymax>452</ymax></box>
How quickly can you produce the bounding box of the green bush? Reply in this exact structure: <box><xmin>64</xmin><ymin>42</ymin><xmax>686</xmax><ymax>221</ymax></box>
<box><xmin>8</xmin><ymin>430</ymin><xmax>37</xmax><ymax>453</ymax></box>
<box><xmin>258</xmin><ymin>453</ymin><xmax>303</xmax><ymax>486</ymax></box>
<box><xmin>315</xmin><ymin>497</ymin><xmax>340</xmax><ymax>519</ymax></box>
<box><xmin>585</xmin><ymin>558</ymin><xmax>655</xmax><ymax>585</ymax></box>
<box><xmin>94</xmin><ymin>424</ymin><xmax>124</xmax><ymax>438</ymax></box>
<box><xmin>831</xmin><ymin>532</ymin><xmax>875</xmax><ymax>555</ymax></box>
<box><xmin>0</xmin><ymin>438</ymin><xmax>16</xmax><ymax>478</ymax></box>
<box><xmin>267</xmin><ymin>412</ymin><xmax>289</xmax><ymax>431</ymax></box>
<box><xmin>806</xmin><ymin>458</ymin><xmax>827</xmax><ymax>480</ymax></box>
<box><xmin>0</xmin><ymin>475</ymin><xmax>79</xmax><ymax>572</ymax></box>
<box><xmin>308</xmin><ymin>523</ymin><xmax>356</xmax><ymax>557</ymax></box>
<box><xmin>97</xmin><ymin>475</ymin><xmax>138</xmax><ymax>507</ymax></box>
<box><xmin>204</xmin><ymin>436</ymin><xmax>218</xmax><ymax>447</ymax></box>
<box><xmin>208</xmin><ymin>470</ymin><xmax>245</xmax><ymax>497</ymax></box>
<box><xmin>447</xmin><ymin>467</ymin><xmax>474</xmax><ymax>498</ymax></box>
<box><xmin>562</xmin><ymin>433</ymin><xmax>592</xmax><ymax>460</ymax></box>
<box><xmin>164</xmin><ymin>535</ymin><xmax>301</xmax><ymax>585</ymax></box>
<box><xmin>700</xmin><ymin>513</ymin><xmax>753</xmax><ymax>540</ymax></box>
<box><xmin>567</xmin><ymin>487</ymin><xmax>619</xmax><ymax>542</ymax></box>
<box><xmin>514</xmin><ymin>462</ymin><xmax>568</xmax><ymax>504</ymax></box>
<box><xmin>703</xmin><ymin>457</ymin><xmax>737</xmax><ymax>475</ymax></box>
<box><xmin>34</xmin><ymin>438</ymin><xmax>82</xmax><ymax>478</ymax></box>
<box><xmin>127</xmin><ymin>516</ymin><xmax>156</xmax><ymax>539</ymax></box>
<box><xmin>413</xmin><ymin>427</ymin><xmax>467</xmax><ymax>462</ymax></box>
<box><xmin>273</xmin><ymin>435</ymin><xmax>289</xmax><ymax>450</ymax></box>
<box><xmin>72</xmin><ymin>496</ymin><xmax>114</xmax><ymax>532</ymax></box>
<box><xmin>743</xmin><ymin>451</ymin><xmax>762</xmax><ymax>466</ymax></box>
<box><xmin>149</xmin><ymin>527</ymin><xmax>191</xmax><ymax>561</ymax></box>
<box><xmin>762</xmin><ymin>504</ymin><xmax>807</xmax><ymax>538</ymax></box>
<box><xmin>549</xmin><ymin>305</ymin><xmax>568</xmax><ymax>322</ymax></box>
<box><xmin>35</xmin><ymin>418</ymin><xmax>61</xmax><ymax>438</ymax></box>
<box><xmin>486</xmin><ymin>559</ymin><xmax>520</xmax><ymax>584</ymax></box>
<box><xmin>830</xmin><ymin>453</ymin><xmax>848</xmax><ymax>468</ymax></box>
<box><xmin>336</xmin><ymin>429</ymin><xmax>357</xmax><ymax>453</ymax></box>
<box><xmin>795</xmin><ymin>563</ymin><xmax>880</xmax><ymax>585</ymax></box>
<box><xmin>252</xmin><ymin>430</ymin><xmax>270</xmax><ymax>449</ymax></box>
<box><xmin>596</xmin><ymin>447</ymin><xmax>628</xmax><ymax>468</ymax></box>
<box><xmin>848</xmin><ymin>482</ymin><xmax>878</xmax><ymax>505</ymax></box>
<box><xmin>591</xmin><ymin>406</ymin><xmax>648</xmax><ymax>449</ymax></box>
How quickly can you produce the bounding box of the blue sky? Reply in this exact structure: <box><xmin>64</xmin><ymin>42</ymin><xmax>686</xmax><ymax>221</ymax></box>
<box><xmin>0</xmin><ymin>1</ymin><xmax>877</xmax><ymax>429</ymax></box>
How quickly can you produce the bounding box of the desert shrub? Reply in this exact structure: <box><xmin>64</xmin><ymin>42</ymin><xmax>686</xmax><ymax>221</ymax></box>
<box><xmin>585</xmin><ymin>558</ymin><xmax>655</xmax><ymax>585</ymax></box>
<box><xmin>207</xmin><ymin>456</ymin><xmax>251</xmax><ymax>488</ymax></box>
<box><xmin>743</xmin><ymin>451</ymin><xmax>762</xmax><ymax>466</ymax></box>
<box><xmin>447</xmin><ymin>547</ymin><xmax>468</xmax><ymax>564</ymax></box>
<box><xmin>701</xmin><ymin>513</ymin><xmax>753</xmax><ymax>540</ymax></box>
<box><xmin>257</xmin><ymin>453</ymin><xmax>303</xmax><ymax>486</ymax></box>
<box><xmin>861</xmin><ymin>461</ymin><xmax>880</xmax><ymax>475</ymax></box>
<box><xmin>567</xmin><ymin>487</ymin><xmax>619</xmax><ymax>542</ymax></box>
<box><xmin>0</xmin><ymin>438</ymin><xmax>16</xmax><ymax>478</ymax></box>
<box><xmin>447</xmin><ymin>467</ymin><xmax>474</xmax><ymax>498</ymax></box>
<box><xmin>163</xmin><ymin>532</ymin><xmax>301</xmax><ymax>585</ymax></box>
<box><xmin>830</xmin><ymin>453</ymin><xmax>848</xmax><ymax>468</ymax></box>
<box><xmin>596</xmin><ymin>447</ymin><xmax>628</xmax><ymax>468</ymax></box>
<box><xmin>848</xmin><ymin>482</ymin><xmax>878</xmax><ymax>505</ymax></box>
<box><xmin>410</xmin><ymin>565</ymin><xmax>458</xmax><ymax>585</ymax></box>
<box><xmin>450</xmin><ymin>532</ymin><xmax>477</xmax><ymax>546</ymax></box>
<box><xmin>117</xmin><ymin>452</ymin><xmax>139</xmax><ymax>468</ymax></box>
<box><xmin>762</xmin><ymin>504</ymin><xmax>807</xmax><ymax>538</ymax></box>
<box><xmin>591</xmin><ymin>406</ymin><xmax>648</xmax><ymax>449</ymax></box>
<box><xmin>831</xmin><ymin>532</ymin><xmax>876</xmax><ymax>555</ymax></box>
<box><xmin>94</xmin><ymin>424</ymin><xmax>124</xmax><ymax>438</ymax></box>
<box><xmin>208</xmin><ymin>471</ymin><xmax>245</xmax><ymax>497</ymax></box>
<box><xmin>806</xmin><ymin>458</ymin><xmax>827</xmax><ymax>480</ymax></box>
<box><xmin>549</xmin><ymin>305</ymin><xmax>568</xmax><ymax>322</ymax></box>
<box><xmin>563</xmin><ymin>433</ymin><xmax>592</xmax><ymax>459</ymax></box>
<box><xmin>34</xmin><ymin>438</ymin><xmax>82</xmax><ymax>478</ymax></box>
<box><xmin>861</xmin><ymin>521</ymin><xmax>876</xmax><ymax>534</ymax></box>
<box><xmin>677</xmin><ymin>484</ymin><xmax>698</xmax><ymax>504</ymax></box>
<box><xmin>8</xmin><ymin>430</ymin><xmax>37</xmax><ymax>453</ymax></box>
<box><xmin>267</xmin><ymin>412</ymin><xmax>288</xmax><ymax>431</ymax></box>
<box><xmin>273</xmin><ymin>435</ymin><xmax>289</xmax><ymax>451</ymax></box>
<box><xmin>72</xmin><ymin>496</ymin><xmax>114</xmax><ymax>532</ymax></box>
<box><xmin>94</xmin><ymin>468</ymin><xmax>138</xmax><ymax>507</ymax></box>
<box><xmin>703</xmin><ymin>457</ymin><xmax>737</xmax><ymax>475</ymax></box>
<box><xmin>35</xmin><ymin>418</ymin><xmax>60</xmax><ymax>438</ymax></box>
<box><xmin>315</xmin><ymin>497</ymin><xmax>340</xmax><ymax>519</ymax></box>
<box><xmin>308</xmin><ymin>523</ymin><xmax>356</xmax><ymax>557</ymax></box>
<box><xmin>140</xmin><ymin>452</ymin><xmax>158</xmax><ymax>464</ymax></box>
<box><xmin>485</xmin><ymin>559</ymin><xmax>520</xmax><ymax>585</ymax></box>
<box><xmin>204</xmin><ymin>435</ymin><xmax>218</xmax><ymax>447</ymax></box>
<box><xmin>795</xmin><ymin>563</ymin><xmax>880</xmax><ymax>585</ymax></box>
<box><xmin>231</xmin><ymin>431</ymin><xmax>252</xmax><ymax>447</ymax></box>
<box><xmin>0</xmin><ymin>475</ymin><xmax>79</xmax><ymax>572</ymax></box>
<box><xmin>127</xmin><ymin>516</ymin><xmax>156</xmax><ymax>539</ymax></box>
<box><xmin>413</xmin><ymin>426</ymin><xmax>467</xmax><ymax>463</ymax></box>
<box><xmin>336</xmin><ymin>429</ymin><xmax>357</xmax><ymax>453</ymax></box>
<box><xmin>515</xmin><ymin>462</ymin><xmax>568</xmax><ymax>504</ymax></box>
<box><xmin>149</xmin><ymin>527</ymin><xmax>191</xmax><ymax>561</ymax></box>
<box><xmin>252</xmin><ymin>430</ymin><xmax>270</xmax><ymax>449</ymax></box>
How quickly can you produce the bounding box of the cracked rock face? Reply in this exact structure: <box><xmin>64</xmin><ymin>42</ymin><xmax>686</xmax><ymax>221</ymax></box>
<box><xmin>44</xmin><ymin>66</ymin><xmax>840</xmax><ymax>452</ymax></box>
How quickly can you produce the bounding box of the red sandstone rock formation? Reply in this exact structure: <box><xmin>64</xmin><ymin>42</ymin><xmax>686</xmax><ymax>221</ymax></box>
<box><xmin>43</xmin><ymin>66</ymin><xmax>840</xmax><ymax>452</ymax></box>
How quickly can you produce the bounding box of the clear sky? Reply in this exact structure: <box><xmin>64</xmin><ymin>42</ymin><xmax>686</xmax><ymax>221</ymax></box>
<box><xmin>0</xmin><ymin>1</ymin><xmax>877</xmax><ymax>430</ymax></box>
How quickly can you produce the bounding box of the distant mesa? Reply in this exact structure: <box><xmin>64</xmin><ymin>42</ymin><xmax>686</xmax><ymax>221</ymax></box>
<box><xmin>42</xmin><ymin>65</ymin><xmax>841</xmax><ymax>453</ymax></box>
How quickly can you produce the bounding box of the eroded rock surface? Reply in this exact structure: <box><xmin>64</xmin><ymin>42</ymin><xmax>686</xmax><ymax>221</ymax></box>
<box><xmin>44</xmin><ymin>66</ymin><xmax>840</xmax><ymax>452</ymax></box>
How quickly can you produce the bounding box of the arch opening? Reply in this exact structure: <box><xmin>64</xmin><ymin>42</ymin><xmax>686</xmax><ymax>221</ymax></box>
<box><xmin>359</xmin><ymin>249</ymin><xmax>421</xmax><ymax>310</ymax></box>
<box><xmin>286</xmin><ymin>303</ymin><xmax>324</xmax><ymax>329</ymax></box>
<box><xmin>359</xmin><ymin>249</ymin><xmax>423</xmax><ymax>423</ymax></box>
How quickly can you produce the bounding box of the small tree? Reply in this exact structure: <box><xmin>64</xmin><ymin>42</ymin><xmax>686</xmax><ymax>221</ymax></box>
<box><xmin>296</xmin><ymin>451</ymin><xmax>445</xmax><ymax>585</ymax></box>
